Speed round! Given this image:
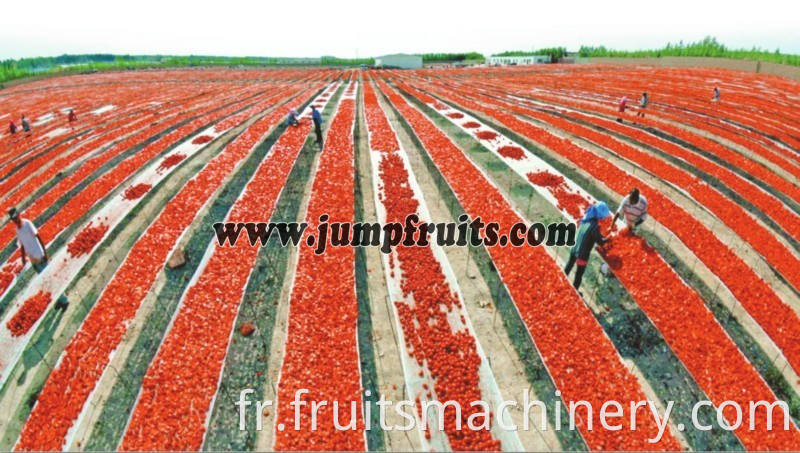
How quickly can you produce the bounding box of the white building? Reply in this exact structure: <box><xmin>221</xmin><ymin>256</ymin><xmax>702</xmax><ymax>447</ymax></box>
<box><xmin>374</xmin><ymin>54</ymin><xmax>423</xmax><ymax>69</ymax></box>
<box><xmin>487</xmin><ymin>55</ymin><xmax>550</xmax><ymax>66</ymax></box>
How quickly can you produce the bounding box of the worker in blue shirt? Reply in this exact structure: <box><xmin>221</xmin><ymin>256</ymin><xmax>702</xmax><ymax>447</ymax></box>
<box><xmin>564</xmin><ymin>202</ymin><xmax>611</xmax><ymax>292</ymax></box>
<box><xmin>311</xmin><ymin>105</ymin><xmax>323</xmax><ymax>149</ymax></box>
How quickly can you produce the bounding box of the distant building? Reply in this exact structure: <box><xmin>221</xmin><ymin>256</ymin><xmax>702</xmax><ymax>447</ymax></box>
<box><xmin>487</xmin><ymin>55</ymin><xmax>550</xmax><ymax>66</ymax></box>
<box><xmin>374</xmin><ymin>54</ymin><xmax>423</xmax><ymax>69</ymax></box>
<box><xmin>424</xmin><ymin>60</ymin><xmax>481</xmax><ymax>69</ymax></box>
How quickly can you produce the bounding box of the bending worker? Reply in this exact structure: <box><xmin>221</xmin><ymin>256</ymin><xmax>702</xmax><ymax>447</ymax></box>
<box><xmin>612</xmin><ymin>187</ymin><xmax>648</xmax><ymax>231</ymax></box>
<box><xmin>564</xmin><ymin>202</ymin><xmax>611</xmax><ymax>291</ymax></box>
<box><xmin>8</xmin><ymin>207</ymin><xmax>49</xmax><ymax>272</ymax></box>
<box><xmin>287</xmin><ymin>108</ymin><xmax>299</xmax><ymax>127</ymax></box>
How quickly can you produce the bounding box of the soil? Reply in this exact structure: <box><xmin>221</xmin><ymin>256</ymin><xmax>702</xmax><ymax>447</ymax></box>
<box><xmin>254</xmin><ymin>87</ymin><xmax>348</xmax><ymax>452</ymax></box>
<box><xmin>410</xmin><ymin>93</ymin><xmax>738</xmax><ymax>448</ymax></box>
<box><xmin>656</xmin><ymin>116</ymin><xmax>800</xmax><ymax>186</ymax></box>
<box><xmin>353</xmin><ymin>86</ymin><xmax>419</xmax><ymax>451</ymax></box>
<box><xmin>535</xmin><ymin>116</ymin><xmax>800</xmax><ymax>306</ymax></box>
<box><xmin>4</xmin><ymin>70</ymin><xmax>800</xmax><ymax>452</ymax></box>
<box><xmin>63</xmin><ymin>104</ymin><xmax>278</xmax><ymax>451</ymax></box>
<box><xmin>378</xmin><ymin>83</ymin><xmax>562</xmax><ymax>451</ymax></box>
<box><xmin>498</xmin><ymin>109</ymin><xmax>800</xmax><ymax>397</ymax></box>
<box><xmin>2</xmin><ymin>104</ymin><xmax>177</xmax><ymax>213</ymax></box>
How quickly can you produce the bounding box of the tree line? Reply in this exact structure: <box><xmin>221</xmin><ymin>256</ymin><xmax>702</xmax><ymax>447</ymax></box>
<box><xmin>3</xmin><ymin>38</ymin><xmax>799</xmax><ymax>86</ymax></box>
<box><xmin>577</xmin><ymin>36</ymin><xmax>800</xmax><ymax>66</ymax></box>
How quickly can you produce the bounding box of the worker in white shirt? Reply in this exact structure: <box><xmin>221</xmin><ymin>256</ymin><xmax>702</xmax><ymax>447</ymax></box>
<box><xmin>612</xmin><ymin>188</ymin><xmax>648</xmax><ymax>232</ymax></box>
<box><xmin>8</xmin><ymin>207</ymin><xmax>49</xmax><ymax>272</ymax></box>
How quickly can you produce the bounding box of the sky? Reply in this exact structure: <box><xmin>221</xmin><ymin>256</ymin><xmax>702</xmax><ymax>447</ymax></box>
<box><xmin>1</xmin><ymin>0</ymin><xmax>799</xmax><ymax>59</ymax></box>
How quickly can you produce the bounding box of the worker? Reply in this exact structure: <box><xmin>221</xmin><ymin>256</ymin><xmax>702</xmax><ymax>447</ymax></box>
<box><xmin>712</xmin><ymin>87</ymin><xmax>721</xmax><ymax>102</ymax></box>
<box><xmin>616</xmin><ymin>96</ymin><xmax>628</xmax><ymax>122</ymax></box>
<box><xmin>68</xmin><ymin>109</ymin><xmax>77</xmax><ymax>129</ymax></box>
<box><xmin>8</xmin><ymin>120</ymin><xmax>17</xmax><ymax>135</ymax></box>
<box><xmin>21</xmin><ymin>115</ymin><xmax>31</xmax><ymax>134</ymax></box>
<box><xmin>637</xmin><ymin>92</ymin><xmax>648</xmax><ymax>118</ymax></box>
<box><xmin>287</xmin><ymin>108</ymin><xmax>299</xmax><ymax>127</ymax></box>
<box><xmin>311</xmin><ymin>105</ymin><xmax>323</xmax><ymax>148</ymax></box>
<box><xmin>8</xmin><ymin>207</ymin><xmax>49</xmax><ymax>273</ymax></box>
<box><xmin>612</xmin><ymin>187</ymin><xmax>648</xmax><ymax>232</ymax></box>
<box><xmin>564</xmin><ymin>202</ymin><xmax>611</xmax><ymax>292</ymax></box>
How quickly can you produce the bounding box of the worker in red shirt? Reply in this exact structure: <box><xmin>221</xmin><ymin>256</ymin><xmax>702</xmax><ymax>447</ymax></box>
<box><xmin>616</xmin><ymin>96</ymin><xmax>628</xmax><ymax>123</ymax></box>
<box><xmin>68</xmin><ymin>109</ymin><xmax>77</xmax><ymax>129</ymax></box>
<box><xmin>8</xmin><ymin>120</ymin><xmax>17</xmax><ymax>135</ymax></box>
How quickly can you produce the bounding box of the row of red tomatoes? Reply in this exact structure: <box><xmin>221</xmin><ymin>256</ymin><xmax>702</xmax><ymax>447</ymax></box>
<box><xmin>524</xmin><ymin>88</ymin><xmax>800</xmax><ymax>205</ymax></box>
<box><xmin>0</xmin><ymin>69</ymin><xmax>324</xmax><ymax>168</ymax></box>
<box><xmin>14</xmin><ymin>85</ymin><xmax>307</xmax><ymax>451</ymax></box>
<box><xmin>444</xmin><ymin>84</ymin><xmax>800</xmax><ymax>378</ymax></box>
<box><xmin>475</xmin><ymin>65</ymin><xmax>800</xmax><ymax>158</ymax></box>
<box><xmin>564</xmin><ymin>73</ymin><xmax>800</xmax><ymax>178</ymax></box>
<box><xmin>0</xmin><ymin>85</ymin><xmax>265</xmax><ymax>295</ymax></box>
<box><xmin>523</xmin><ymin>162</ymin><xmax>800</xmax><ymax>448</ymax></box>
<box><xmin>273</xmin><ymin>94</ymin><xmax>367</xmax><ymax>451</ymax></box>
<box><xmin>121</xmin><ymin>89</ymin><xmax>317</xmax><ymax>451</ymax></box>
<box><xmin>525</xmin><ymin>153</ymin><xmax>800</xmax><ymax>449</ymax></box>
<box><xmin>530</xmin><ymin>123</ymin><xmax>800</xmax><ymax>448</ymax></box>
<box><xmin>0</xmin><ymin>77</ymin><xmax>245</xmax><ymax>193</ymax></box>
<box><xmin>378</xmin><ymin>78</ymin><xmax>680</xmax><ymax>451</ymax></box>
<box><xmin>520</xmin><ymin>101</ymin><xmax>800</xmax><ymax>292</ymax></box>
<box><xmin>0</xmin><ymin>261</ymin><xmax>22</xmax><ymax>296</ymax></box>
<box><xmin>602</xmin><ymin>227</ymin><xmax>800</xmax><ymax>449</ymax></box>
<box><xmin>0</xmin><ymin>85</ymin><xmax>134</xmax><ymax>171</ymax></box>
<box><xmin>0</xmin><ymin>79</ymin><xmax>204</xmax><ymax>202</ymax></box>
<box><xmin>0</xmin><ymin>102</ymin><xmax>144</xmax><ymax>207</ymax></box>
<box><xmin>0</xmin><ymin>84</ymin><xmax>226</xmax><ymax>219</ymax></box>
<box><xmin>33</xmin><ymin>86</ymin><xmax>284</xmax><ymax>257</ymax></box>
<box><xmin>364</xmin><ymin>81</ymin><xmax>500</xmax><ymax>450</ymax></box>
<box><xmin>420</xmin><ymin>76</ymin><xmax>800</xmax><ymax>449</ymax></box>
<box><xmin>0</xmin><ymin>68</ymin><xmax>246</xmax><ymax>165</ymax></box>
<box><xmin>544</xmin><ymin>101</ymin><xmax>800</xmax><ymax>243</ymax></box>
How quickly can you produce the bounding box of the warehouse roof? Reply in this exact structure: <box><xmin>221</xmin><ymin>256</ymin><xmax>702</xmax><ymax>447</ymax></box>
<box><xmin>375</xmin><ymin>53</ymin><xmax>421</xmax><ymax>58</ymax></box>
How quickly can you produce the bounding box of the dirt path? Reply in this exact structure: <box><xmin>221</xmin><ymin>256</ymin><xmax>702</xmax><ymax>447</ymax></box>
<box><xmin>537</xmin><ymin>118</ymin><xmax>800</xmax><ymax>308</ymax></box>
<box><xmin>483</xmin><ymin>109</ymin><xmax>800</xmax><ymax>398</ymax></box>
<box><xmin>0</xmin><ymin>104</ymin><xmax>167</xmax><ymax>212</ymax></box>
<box><xmin>378</xmin><ymin>85</ymin><xmax>563</xmax><ymax>451</ymax></box>
<box><xmin>514</xmin><ymin>93</ymin><xmax>800</xmax><ymax>212</ymax></box>
<box><xmin>412</xmin><ymin>94</ymin><xmax>700</xmax><ymax>448</ymax></box>
<box><xmin>353</xmin><ymin>87</ymin><xmax>420</xmax><ymax>451</ymax></box>
<box><xmin>64</xmin><ymin>102</ymin><xmax>287</xmax><ymax>451</ymax></box>
<box><xmin>0</xmin><ymin>99</ymin><xmax>275</xmax><ymax>449</ymax></box>
<box><xmin>254</xmin><ymin>87</ymin><xmax>348</xmax><ymax>452</ymax></box>
<box><xmin>660</xmin><ymin>117</ymin><xmax>800</xmax><ymax>186</ymax></box>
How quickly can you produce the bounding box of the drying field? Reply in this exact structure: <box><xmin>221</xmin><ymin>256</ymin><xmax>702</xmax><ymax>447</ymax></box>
<box><xmin>0</xmin><ymin>64</ymin><xmax>799</xmax><ymax>451</ymax></box>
